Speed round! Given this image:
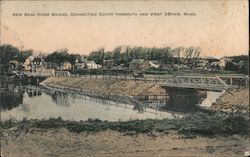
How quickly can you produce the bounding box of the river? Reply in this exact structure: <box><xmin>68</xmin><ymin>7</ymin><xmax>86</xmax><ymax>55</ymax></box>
<box><xmin>1</xmin><ymin>86</ymin><xmax>177</xmax><ymax>122</ymax></box>
<box><xmin>1</xmin><ymin>85</ymin><xmax>224</xmax><ymax>122</ymax></box>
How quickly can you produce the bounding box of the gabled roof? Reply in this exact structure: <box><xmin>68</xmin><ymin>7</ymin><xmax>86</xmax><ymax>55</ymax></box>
<box><xmin>32</xmin><ymin>57</ymin><xmax>43</xmax><ymax>62</ymax></box>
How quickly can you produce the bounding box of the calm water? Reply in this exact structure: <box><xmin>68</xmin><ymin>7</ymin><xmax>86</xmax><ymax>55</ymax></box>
<box><xmin>1</xmin><ymin>88</ymin><xmax>176</xmax><ymax>122</ymax></box>
<box><xmin>1</xmin><ymin>86</ymin><xmax>223</xmax><ymax>122</ymax></box>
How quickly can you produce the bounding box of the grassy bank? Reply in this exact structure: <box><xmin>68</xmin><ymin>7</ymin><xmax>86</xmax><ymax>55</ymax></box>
<box><xmin>1</xmin><ymin>112</ymin><xmax>249</xmax><ymax>137</ymax></box>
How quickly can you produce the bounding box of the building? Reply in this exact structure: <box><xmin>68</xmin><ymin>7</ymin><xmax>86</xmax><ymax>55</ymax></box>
<box><xmin>86</xmin><ymin>61</ymin><xmax>99</xmax><ymax>69</ymax></box>
<box><xmin>75</xmin><ymin>58</ymin><xmax>88</xmax><ymax>69</ymax></box>
<box><xmin>219</xmin><ymin>57</ymin><xmax>232</xmax><ymax>69</ymax></box>
<box><xmin>196</xmin><ymin>59</ymin><xmax>209</xmax><ymax>68</ymax></box>
<box><xmin>62</xmin><ymin>62</ymin><xmax>72</xmax><ymax>70</ymax></box>
<box><xmin>102</xmin><ymin>59</ymin><xmax>115</xmax><ymax>69</ymax></box>
<box><xmin>23</xmin><ymin>58</ymin><xmax>32</xmax><ymax>70</ymax></box>
<box><xmin>31</xmin><ymin>57</ymin><xmax>44</xmax><ymax>66</ymax></box>
<box><xmin>129</xmin><ymin>59</ymin><xmax>150</xmax><ymax>70</ymax></box>
<box><xmin>30</xmin><ymin>57</ymin><xmax>45</xmax><ymax>72</ymax></box>
<box><xmin>210</xmin><ymin>62</ymin><xmax>220</xmax><ymax>71</ymax></box>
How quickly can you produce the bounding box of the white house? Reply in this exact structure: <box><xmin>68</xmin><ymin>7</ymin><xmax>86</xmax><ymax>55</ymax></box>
<box><xmin>62</xmin><ymin>62</ymin><xmax>72</xmax><ymax>70</ymax></box>
<box><xmin>86</xmin><ymin>61</ymin><xmax>99</xmax><ymax>69</ymax></box>
<box><xmin>219</xmin><ymin>57</ymin><xmax>232</xmax><ymax>69</ymax></box>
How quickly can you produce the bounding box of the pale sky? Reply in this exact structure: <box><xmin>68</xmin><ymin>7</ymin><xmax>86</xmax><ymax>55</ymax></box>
<box><xmin>0</xmin><ymin>0</ymin><xmax>249</xmax><ymax>57</ymax></box>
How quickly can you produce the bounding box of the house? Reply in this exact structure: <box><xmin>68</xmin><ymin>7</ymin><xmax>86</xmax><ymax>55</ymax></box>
<box><xmin>31</xmin><ymin>57</ymin><xmax>44</xmax><ymax>66</ymax></box>
<box><xmin>211</xmin><ymin>61</ymin><xmax>219</xmax><ymax>66</ymax></box>
<box><xmin>210</xmin><ymin>62</ymin><xmax>220</xmax><ymax>71</ymax></box>
<box><xmin>23</xmin><ymin>56</ymin><xmax>35</xmax><ymax>71</ymax></box>
<box><xmin>219</xmin><ymin>57</ymin><xmax>232</xmax><ymax>69</ymax></box>
<box><xmin>86</xmin><ymin>61</ymin><xmax>99</xmax><ymax>69</ymax></box>
<box><xmin>23</xmin><ymin>58</ymin><xmax>32</xmax><ymax>70</ymax></box>
<box><xmin>129</xmin><ymin>59</ymin><xmax>150</xmax><ymax>70</ymax></box>
<box><xmin>102</xmin><ymin>59</ymin><xmax>115</xmax><ymax>69</ymax></box>
<box><xmin>196</xmin><ymin>59</ymin><xmax>209</xmax><ymax>68</ymax></box>
<box><xmin>75</xmin><ymin>58</ymin><xmax>88</xmax><ymax>69</ymax></box>
<box><xmin>62</xmin><ymin>62</ymin><xmax>72</xmax><ymax>70</ymax></box>
<box><xmin>30</xmin><ymin>57</ymin><xmax>45</xmax><ymax>72</ymax></box>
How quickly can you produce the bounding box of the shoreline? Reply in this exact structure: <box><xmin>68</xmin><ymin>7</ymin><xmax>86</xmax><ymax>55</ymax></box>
<box><xmin>1</xmin><ymin>112</ymin><xmax>249</xmax><ymax>156</ymax></box>
<box><xmin>1</xmin><ymin>128</ymin><xmax>249</xmax><ymax>157</ymax></box>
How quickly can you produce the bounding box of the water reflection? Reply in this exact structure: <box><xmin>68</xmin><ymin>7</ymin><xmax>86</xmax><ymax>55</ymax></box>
<box><xmin>27</xmin><ymin>89</ymin><xmax>42</xmax><ymax>97</ymax></box>
<box><xmin>163</xmin><ymin>91</ymin><xmax>223</xmax><ymax>113</ymax></box>
<box><xmin>1</xmin><ymin>86</ymin><xmax>175</xmax><ymax>122</ymax></box>
<box><xmin>51</xmin><ymin>92</ymin><xmax>70</xmax><ymax>106</ymax></box>
<box><xmin>0</xmin><ymin>86</ymin><xmax>24</xmax><ymax>110</ymax></box>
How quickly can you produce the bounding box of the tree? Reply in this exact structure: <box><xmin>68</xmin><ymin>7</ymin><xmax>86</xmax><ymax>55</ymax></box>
<box><xmin>193</xmin><ymin>47</ymin><xmax>201</xmax><ymax>67</ymax></box>
<box><xmin>225</xmin><ymin>62</ymin><xmax>239</xmax><ymax>72</ymax></box>
<box><xmin>0</xmin><ymin>44</ymin><xmax>19</xmax><ymax>65</ymax></box>
<box><xmin>45</xmin><ymin>49</ymin><xmax>67</xmax><ymax>64</ymax></box>
<box><xmin>113</xmin><ymin>46</ymin><xmax>122</xmax><ymax>64</ymax></box>
<box><xmin>18</xmin><ymin>49</ymin><xmax>33</xmax><ymax>63</ymax></box>
<box><xmin>87</xmin><ymin>48</ymin><xmax>105</xmax><ymax>64</ymax></box>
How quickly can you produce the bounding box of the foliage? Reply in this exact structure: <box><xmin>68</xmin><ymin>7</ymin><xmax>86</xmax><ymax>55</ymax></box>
<box><xmin>1</xmin><ymin>112</ymin><xmax>249</xmax><ymax>137</ymax></box>
<box><xmin>0</xmin><ymin>45</ymin><xmax>33</xmax><ymax>64</ymax></box>
<box><xmin>0</xmin><ymin>45</ymin><xmax>33</xmax><ymax>73</ymax></box>
<box><xmin>225</xmin><ymin>62</ymin><xmax>239</xmax><ymax>72</ymax></box>
<box><xmin>87</xmin><ymin>46</ymin><xmax>201</xmax><ymax>65</ymax></box>
<box><xmin>44</xmin><ymin>49</ymin><xmax>80</xmax><ymax>65</ymax></box>
<box><xmin>226</xmin><ymin>55</ymin><xmax>249</xmax><ymax>74</ymax></box>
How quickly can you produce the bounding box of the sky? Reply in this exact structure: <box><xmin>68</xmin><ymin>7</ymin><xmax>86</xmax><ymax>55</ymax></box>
<box><xmin>0</xmin><ymin>0</ymin><xmax>249</xmax><ymax>58</ymax></box>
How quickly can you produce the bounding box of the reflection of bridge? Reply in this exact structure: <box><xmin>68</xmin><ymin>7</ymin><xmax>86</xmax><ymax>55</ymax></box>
<box><xmin>160</xmin><ymin>75</ymin><xmax>249</xmax><ymax>91</ymax></box>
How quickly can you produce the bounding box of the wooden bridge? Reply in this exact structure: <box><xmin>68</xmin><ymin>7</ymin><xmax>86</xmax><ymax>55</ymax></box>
<box><xmin>160</xmin><ymin>75</ymin><xmax>249</xmax><ymax>91</ymax></box>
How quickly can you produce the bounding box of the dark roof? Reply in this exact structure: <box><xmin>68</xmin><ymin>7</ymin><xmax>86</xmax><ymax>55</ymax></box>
<box><xmin>32</xmin><ymin>57</ymin><xmax>43</xmax><ymax>62</ymax></box>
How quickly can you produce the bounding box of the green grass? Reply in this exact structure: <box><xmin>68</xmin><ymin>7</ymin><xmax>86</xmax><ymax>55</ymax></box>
<box><xmin>1</xmin><ymin>111</ymin><xmax>249</xmax><ymax>137</ymax></box>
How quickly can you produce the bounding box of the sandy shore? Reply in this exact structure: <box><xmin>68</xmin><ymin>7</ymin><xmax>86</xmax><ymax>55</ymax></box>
<box><xmin>1</xmin><ymin>128</ymin><xmax>249</xmax><ymax>157</ymax></box>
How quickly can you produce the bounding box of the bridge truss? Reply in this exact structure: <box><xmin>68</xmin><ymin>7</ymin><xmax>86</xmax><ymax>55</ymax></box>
<box><xmin>160</xmin><ymin>75</ymin><xmax>249</xmax><ymax>91</ymax></box>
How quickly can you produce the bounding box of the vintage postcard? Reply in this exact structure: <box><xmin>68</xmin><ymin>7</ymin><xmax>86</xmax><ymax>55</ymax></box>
<box><xmin>0</xmin><ymin>0</ymin><xmax>249</xmax><ymax>156</ymax></box>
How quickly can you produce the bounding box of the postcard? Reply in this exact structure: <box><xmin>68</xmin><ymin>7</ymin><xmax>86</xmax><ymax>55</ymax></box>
<box><xmin>0</xmin><ymin>0</ymin><xmax>249</xmax><ymax>156</ymax></box>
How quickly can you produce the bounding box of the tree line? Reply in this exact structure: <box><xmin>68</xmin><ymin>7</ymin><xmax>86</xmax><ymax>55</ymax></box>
<box><xmin>0</xmin><ymin>44</ymin><xmax>202</xmax><ymax>67</ymax></box>
<box><xmin>86</xmin><ymin>46</ymin><xmax>201</xmax><ymax>65</ymax></box>
<box><xmin>0</xmin><ymin>44</ymin><xmax>248</xmax><ymax>74</ymax></box>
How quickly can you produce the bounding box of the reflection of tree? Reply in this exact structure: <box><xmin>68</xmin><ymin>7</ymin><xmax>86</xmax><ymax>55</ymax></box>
<box><xmin>1</xmin><ymin>88</ymin><xmax>23</xmax><ymax>110</ymax></box>
<box><xmin>51</xmin><ymin>92</ymin><xmax>69</xmax><ymax>106</ymax></box>
<box><xmin>26</xmin><ymin>89</ymin><xmax>42</xmax><ymax>97</ymax></box>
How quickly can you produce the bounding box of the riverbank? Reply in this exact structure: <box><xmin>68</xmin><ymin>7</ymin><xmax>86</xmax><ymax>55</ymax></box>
<box><xmin>1</xmin><ymin>129</ymin><xmax>249</xmax><ymax>157</ymax></box>
<box><xmin>42</xmin><ymin>76</ymin><xmax>249</xmax><ymax>112</ymax></box>
<box><xmin>1</xmin><ymin>112</ymin><xmax>249</xmax><ymax>157</ymax></box>
<box><xmin>211</xmin><ymin>88</ymin><xmax>249</xmax><ymax>112</ymax></box>
<box><xmin>42</xmin><ymin>76</ymin><xmax>166</xmax><ymax>98</ymax></box>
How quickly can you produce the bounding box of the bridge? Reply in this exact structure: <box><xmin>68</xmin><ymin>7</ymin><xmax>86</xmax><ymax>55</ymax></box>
<box><xmin>160</xmin><ymin>75</ymin><xmax>249</xmax><ymax>91</ymax></box>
